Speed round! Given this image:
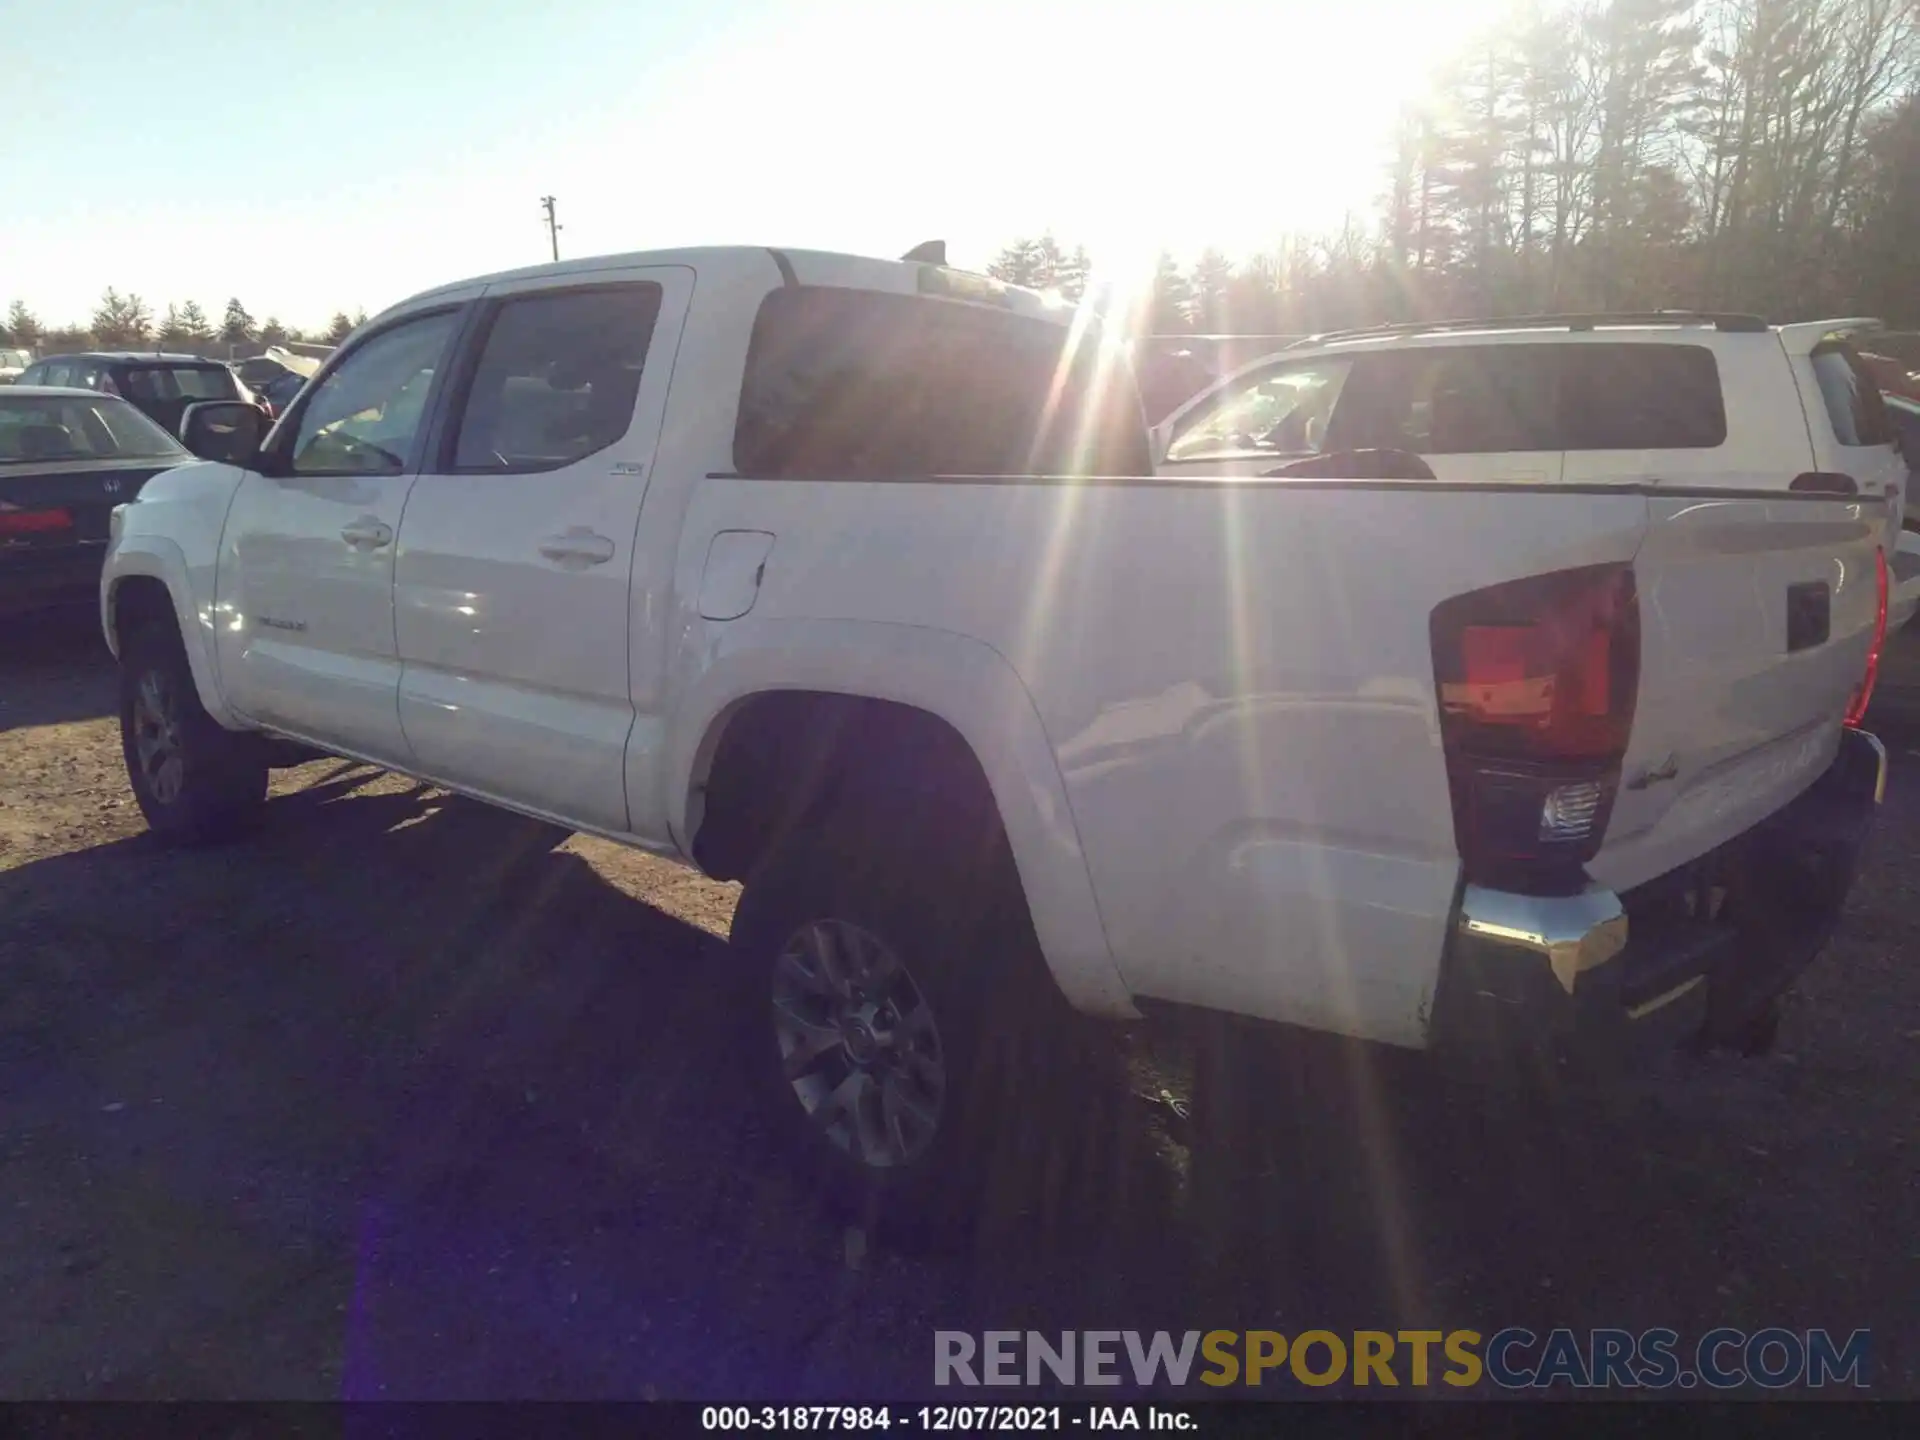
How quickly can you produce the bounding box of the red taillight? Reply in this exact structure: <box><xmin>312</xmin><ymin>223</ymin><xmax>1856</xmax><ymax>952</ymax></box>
<box><xmin>1845</xmin><ymin>546</ymin><xmax>1888</xmax><ymax>728</ymax></box>
<box><xmin>1431</xmin><ymin>564</ymin><xmax>1640</xmax><ymax>893</ymax></box>
<box><xmin>0</xmin><ymin>506</ymin><xmax>73</xmax><ymax>536</ymax></box>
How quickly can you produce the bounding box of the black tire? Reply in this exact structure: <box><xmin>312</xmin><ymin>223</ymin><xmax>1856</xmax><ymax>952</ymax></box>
<box><xmin>730</xmin><ymin>810</ymin><xmax>1100</xmax><ymax>1248</ymax></box>
<box><xmin>119</xmin><ymin>620</ymin><xmax>268</xmax><ymax>845</ymax></box>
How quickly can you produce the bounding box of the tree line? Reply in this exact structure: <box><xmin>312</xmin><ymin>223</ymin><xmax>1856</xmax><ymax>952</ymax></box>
<box><xmin>988</xmin><ymin>0</ymin><xmax>1918</xmax><ymax>334</ymax></box>
<box><xmin>0</xmin><ymin>292</ymin><xmax>368</xmax><ymax>356</ymax></box>
<box><xmin>8</xmin><ymin>0</ymin><xmax>1912</xmax><ymax>355</ymax></box>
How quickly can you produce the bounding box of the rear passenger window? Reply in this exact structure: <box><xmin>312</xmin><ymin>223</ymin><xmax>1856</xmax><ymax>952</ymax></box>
<box><xmin>450</xmin><ymin>284</ymin><xmax>662</xmax><ymax>473</ymax></box>
<box><xmin>1559</xmin><ymin>344</ymin><xmax>1725</xmax><ymax>449</ymax></box>
<box><xmin>1812</xmin><ymin>347</ymin><xmax>1894</xmax><ymax>447</ymax></box>
<box><xmin>735</xmin><ymin>286</ymin><xmax>1150</xmax><ymax>479</ymax></box>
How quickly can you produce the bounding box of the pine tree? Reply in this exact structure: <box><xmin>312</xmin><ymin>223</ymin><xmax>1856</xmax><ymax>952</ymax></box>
<box><xmin>986</xmin><ymin>239</ymin><xmax>1047</xmax><ymax>288</ymax></box>
<box><xmin>324</xmin><ymin>312</ymin><xmax>356</xmax><ymax>344</ymax></box>
<box><xmin>1189</xmin><ymin>249</ymin><xmax>1236</xmax><ymax>331</ymax></box>
<box><xmin>1148</xmin><ymin>253</ymin><xmax>1193</xmax><ymax>334</ymax></box>
<box><xmin>1055</xmin><ymin>246</ymin><xmax>1093</xmax><ymax>303</ymax></box>
<box><xmin>158</xmin><ymin>303</ymin><xmax>190</xmax><ymax>349</ymax></box>
<box><xmin>91</xmin><ymin>289</ymin><xmax>154</xmax><ymax>347</ymax></box>
<box><xmin>3</xmin><ymin>300</ymin><xmax>40</xmax><ymax>348</ymax></box>
<box><xmin>1028</xmin><ymin>235</ymin><xmax>1067</xmax><ymax>292</ymax></box>
<box><xmin>260</xmin><ymin>317</ymin><xmax>290</xmax><ymax>346</ymax></box>
<box><xmin>220</xmin><ymin>298</ymin><xmax>256</xmax><ymax>346</ymax></box>
<box><xmin>178</xmin><ymin>301</ymin><xmax>214</xmax><ymax>347</ymax></box>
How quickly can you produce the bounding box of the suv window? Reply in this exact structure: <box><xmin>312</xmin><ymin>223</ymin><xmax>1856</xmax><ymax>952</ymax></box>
<box><xmin>1166</xmin><ymin>358</ymin><xmax>1352</xmax><ymax>463</ymax></box>
<box><xmin>1332</xmin><ymin>347</ymin><xmax>1560</xmax><ymax>454</ymax></box>
<box><xmin>1558</xmin><ymin>344</ymin><xmax>1725</xmax><ymax>449</ymax></box>
<box><xmin>1812</xmin><ymin>346</ymin><xmax>1894</xmax><ymax>447</ymax></box>
<box><xmin>735</xmin><ymin>287</ymin><xmax>1149</xmax><ymax>479</ymax></box>
<box><xmin>119</xmin><ymin>365</ymin><xmax>237</xmax><ymax>402</ymax></box>
<box><xmin>290</xmin><ymin>311</ymin><xmax>458</xmax><ymax>476</ymax></box>
<box><xmin>449</xmin><ymin>284</ymin><xmax>663</xmax><ymax>472</ymax></box>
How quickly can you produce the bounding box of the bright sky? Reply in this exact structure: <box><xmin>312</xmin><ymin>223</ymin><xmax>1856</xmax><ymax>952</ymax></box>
<box><xmin>4</xmin><ymin>0</ymin><xmax>1495</xmax><ymax>332</ymax></box>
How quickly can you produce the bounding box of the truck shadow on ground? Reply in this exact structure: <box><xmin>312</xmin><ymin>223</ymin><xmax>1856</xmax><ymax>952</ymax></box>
<box><xmin>0</xmin><ymin>762</ymin><xmax>1888</xmax><ymax>1398</ymax></box>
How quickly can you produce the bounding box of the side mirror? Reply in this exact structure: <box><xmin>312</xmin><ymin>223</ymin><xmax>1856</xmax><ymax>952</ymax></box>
<box><xmin>180</xmin><ymin>400</ymin><xmax>265</xmax><ymax>467</ymax></box>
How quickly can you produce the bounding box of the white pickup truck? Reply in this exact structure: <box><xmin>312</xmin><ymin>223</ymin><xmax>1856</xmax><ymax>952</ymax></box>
<box><xmin>100</xmin><ymin>245</ymin><xmax>1890</xmax><ymax>1235</ymax></box>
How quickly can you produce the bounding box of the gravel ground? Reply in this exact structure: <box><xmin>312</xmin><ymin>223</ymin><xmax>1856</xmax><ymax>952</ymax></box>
<box><xmin>1</xmin><ymin>608</ymin><xmax>1916</xmax><ymax>1400</ymax></box>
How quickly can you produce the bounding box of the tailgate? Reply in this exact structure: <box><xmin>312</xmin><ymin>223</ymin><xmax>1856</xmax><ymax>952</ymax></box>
<box><xmin>1590</xmin><ymin>492</ymin><xmax>1882</xmax><ymax>892</ymax></box>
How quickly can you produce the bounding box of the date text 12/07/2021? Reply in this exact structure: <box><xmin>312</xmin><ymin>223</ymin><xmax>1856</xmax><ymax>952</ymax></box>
<box><xmin>701</xmin><ymin>1406</ymin><xmax>1194</xmax><ymax>1431</ymax></box>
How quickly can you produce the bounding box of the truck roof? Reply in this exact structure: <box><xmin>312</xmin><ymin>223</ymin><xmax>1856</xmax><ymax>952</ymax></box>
<box><xmin>392</xmin><ymin>245</ymin><xmax>1063</xmax><ymax>323</ymax></box>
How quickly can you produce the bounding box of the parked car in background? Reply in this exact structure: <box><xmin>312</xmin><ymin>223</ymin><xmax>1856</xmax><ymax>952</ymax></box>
<box><xmin>1859</xmin><ymin>338</ymin><xmax>1920</xmax><ymax>403</ymax></box>
<box><xmin>1133</xmin><ymin>341</ymin><xmax>1218</xmax><ymax>424</ymax></box>
<box><xmin>1886</xmin><ymin>389</ymin><xmax>1920</xmax><ymax>453</ymax></box>
<box><xmin>1153</xmin><ymin>312</ymin><xmax>1909</xmax><ymax>545</ymax></box>
<box><xmin>0</xmin><ymin>386</ymin><xmax>193</xmax><ymax>616</ymax></box>
<box><xmin>1885</xmin><ymin>390</ymin><xmax>1920</xmax><ymax>631</ymax></box>
<box><xmin>1132</xmin><ymin>334</ymin><xmax>1311</xmax><ymax>424</ymax></box>
<box><xmin>235</xmin><ymin>345</ymin><xmax>324</xmax><ymax>418</ymax></box>
<box><xmin>15</xmin><ymin>353</ymin><xmax>270</xmax><ymax>436</ymax></box>
<box><xmin>0</xmin><ymin>348</ymin><xmax>32</xmax><ymax>384</ymax></box>
<box><xmin>252</xmin><ymin>369</ymin><xmax>309</xmax><ymax>418</ymax></box>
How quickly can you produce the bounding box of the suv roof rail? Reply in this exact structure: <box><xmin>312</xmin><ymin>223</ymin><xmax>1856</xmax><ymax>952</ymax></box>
<box><xmin>1290</xmin><ymin>310</ymin><xmax>1771</xmax><ymax>347</ymax></box>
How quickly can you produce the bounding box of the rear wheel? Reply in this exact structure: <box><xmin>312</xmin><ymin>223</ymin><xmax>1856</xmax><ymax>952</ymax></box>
<box><xmin>119</xmin><ymin>622</ymin><xmax>267</xmax><ymax>845</ymax></box>
<box><xmin>731</xmin><ymin>812</ymin><xmax>1097</xmax><ymax>1247</ymax></box>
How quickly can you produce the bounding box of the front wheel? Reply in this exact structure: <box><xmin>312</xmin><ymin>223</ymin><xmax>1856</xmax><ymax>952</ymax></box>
<box><xmin>119</xmin><ymin>624</ymin><xmax>267</xmax><ymax>845</ymax></box>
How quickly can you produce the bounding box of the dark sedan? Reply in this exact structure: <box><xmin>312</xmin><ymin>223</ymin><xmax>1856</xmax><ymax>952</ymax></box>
<box><xmin>0</xmin><ymin>386</ymin><xmax>194</xmax><ymax>617</ymax></box>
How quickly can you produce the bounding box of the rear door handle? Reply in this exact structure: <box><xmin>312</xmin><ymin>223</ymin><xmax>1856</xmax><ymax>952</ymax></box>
<box><xmin>539</xmin><ymin>530</ymin><xmax>616</xmax><ymax>568</ymax></box>
<box><xmin>340</xmin><ymin>519</ymin><xmax>393</xmax><ymax>549</ymax></box>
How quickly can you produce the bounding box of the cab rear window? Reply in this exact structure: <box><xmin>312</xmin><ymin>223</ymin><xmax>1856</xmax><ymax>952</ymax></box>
<box><xmin>734</xmin><ymin>286</ymin><xmax>1149</xmax><ymax>480</ymax></box>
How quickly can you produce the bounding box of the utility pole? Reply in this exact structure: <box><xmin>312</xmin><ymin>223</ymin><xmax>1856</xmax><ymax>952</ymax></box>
<box><xmin>540</xmin><ymin>195</ymin><xmax>562</xmax><ymax>262</ymax></box>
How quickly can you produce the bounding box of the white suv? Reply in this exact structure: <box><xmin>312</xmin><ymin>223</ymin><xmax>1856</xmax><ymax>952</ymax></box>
<box><xmin>1152</xmin><ymin>311</ymin><xmax>1908</xmax><ymax>538</ymax></box>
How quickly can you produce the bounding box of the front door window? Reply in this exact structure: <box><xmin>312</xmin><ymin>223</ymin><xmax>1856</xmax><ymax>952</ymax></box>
<box><xmin>290</xmin><ymin>313</ymin><xmax>457</xmax><ymax>475</ymax></box>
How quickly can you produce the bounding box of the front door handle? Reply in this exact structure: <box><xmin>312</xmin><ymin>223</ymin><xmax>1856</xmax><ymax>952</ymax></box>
<box><xmin>539</xmin><ymin>530</ymin><xmax>616</xmax><ymax>568</ymax></box>
<box><xmin>341</xmin><ymin>519</ymin><xmax>393</xmax><ymax>549</ymax></box>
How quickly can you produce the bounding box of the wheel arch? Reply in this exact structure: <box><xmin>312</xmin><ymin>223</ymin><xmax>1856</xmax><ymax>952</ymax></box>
<box><xmin>666</xmin><ymin>619</ymin><xmax>1136</xmax><ymax>1019</ymax></box>
<box><xmin>103</xmin><ymin>537</ymin><xmax>242</xmax><ymax>730</ymax></box>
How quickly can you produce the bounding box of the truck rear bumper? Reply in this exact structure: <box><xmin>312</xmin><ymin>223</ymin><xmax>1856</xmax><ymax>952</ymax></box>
<box><xmin>1428</xmin><ymin>727</ymin><xmax>1885</xmax><ymax>1065</ymax></box>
